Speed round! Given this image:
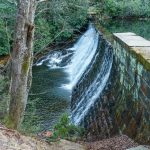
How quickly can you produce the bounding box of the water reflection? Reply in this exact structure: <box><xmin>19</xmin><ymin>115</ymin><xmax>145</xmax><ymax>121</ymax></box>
<box><xmin>101</xmin><ymin>19</ymin><xmax>150</xmax><ymax>40</ymax></box>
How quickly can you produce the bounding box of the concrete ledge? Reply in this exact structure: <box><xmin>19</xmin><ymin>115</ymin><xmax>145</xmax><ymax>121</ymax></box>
<box><xmin>114</xmin><ymin>32</ymin><xmax>150</xmax><ymax>47</ymax></box>
<box><xmin>113</xmin><ymin>32</ymin><xmax>150</xmax><ymax>71</ymax></box>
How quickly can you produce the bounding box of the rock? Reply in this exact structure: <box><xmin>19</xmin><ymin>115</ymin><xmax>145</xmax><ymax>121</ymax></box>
<box><xmin>127</xmin><ymin>145</ymin><xmax>150</xmax><ymax>150</ymax></box>
<box><xmin>0</xmin><ymin>124</ymin><xmax>86</xmax><ymax>150</ymax></box>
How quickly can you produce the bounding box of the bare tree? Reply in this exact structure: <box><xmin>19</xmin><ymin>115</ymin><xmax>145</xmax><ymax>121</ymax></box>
<box><xmin>5</xmin><ymin>0</ymin><xmax>46</xmax><ymax>129</ymax></box>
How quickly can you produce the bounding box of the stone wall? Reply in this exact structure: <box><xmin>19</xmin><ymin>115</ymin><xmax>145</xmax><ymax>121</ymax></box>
<box><xmin>111</xmin><ymin>33</ymin><xmax>150</xmax><ymax>144</ymax></box>
<box><xmin>81</xmin><ymin>32</ymin><xmax>150</xmax><ymax>144</ymax></box>
<box><xmin>71</xmin><ymin>32</ymin><xmax>150</xmax><ymax>144</ymax></box>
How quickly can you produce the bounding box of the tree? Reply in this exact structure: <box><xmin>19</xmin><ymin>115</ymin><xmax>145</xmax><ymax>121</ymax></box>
<box><xmin>0</xmin><ymin>0</ymin><xmax>88</xmax><ymax>56</ymax></box>
<box><xmin>4</xmin><ymin>0</ymin><xmax>88</xmax><ymax>129</ymax></box>
<box><xmin>6</xmin><ymin>0</ymin><xmax>46</xmax><ymax>129</ymax></box>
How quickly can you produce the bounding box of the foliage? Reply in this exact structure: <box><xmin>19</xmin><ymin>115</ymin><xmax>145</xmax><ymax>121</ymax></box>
<box><xmin>0</xmin><ymin>0</ymin><xmax>16</xmax><ymax>55</ymax></box>
<box><xmin>101</xmin><ymin>19</ymin><xmax>150</xmax><ymax>40</ymax></box>
<box><xmin>49</xmin><ymin>113</ymin><xmax>85</xmax><ymax>141</ymax></box>
<box><xmin>0</xmin><ymin>75</ymin><xmax>9</xmax><ymax>120</ymax></box>
<box><xmin>34</xmin><ymin>0</ymin><xmax>88</xmax><ymax>52</ymax></box>
<box><xmin>91</xmin><ymin>0</ymin><xmax>150</xmax><ymax>18</ymax></box>
<box><xmin>0</xmin><ymin>0</ymin><xmax>88</xmax><ymax>55</ymax></box>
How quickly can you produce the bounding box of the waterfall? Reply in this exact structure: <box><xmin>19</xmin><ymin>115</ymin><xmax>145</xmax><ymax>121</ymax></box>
<box><xmin>71</xmin><ymin>45</ymin><xmax>113</xmax><ymax>125</ymax></box>
<box><xmin>65</xmin><ymin>24</ymin><xmax>99</xmax><ymax>89</ymax></box>
<box><xmin>35</xmin><ymin>23</ymin><xmax>113</xmax><ymax>127</ymax></box>
<box><xmin>70</xmin><ymin>25</ymin><xmax>113</xmax><ymax>126</ymax></box>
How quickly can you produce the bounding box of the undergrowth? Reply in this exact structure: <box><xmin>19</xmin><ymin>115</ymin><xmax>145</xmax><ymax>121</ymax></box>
<box><xmin>47</xmin><ymin>113</ymin><xmax>85</xmax><ymax>142</ymax></box>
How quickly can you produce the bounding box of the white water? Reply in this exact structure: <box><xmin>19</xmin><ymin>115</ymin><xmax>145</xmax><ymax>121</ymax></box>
<box><xmin>71</xmin><ymin>46</ymin><xmax>113</xmax><ymax>125</ymax></box>
<box><xmin>36</xmin><ymin>51</ymin><xmax>72</xmax><ymax>69</ymax></box>
<box><xmin>66</xmin><ymin>24</ymin><xmax>99</xmax><ymax>89</ymax></box>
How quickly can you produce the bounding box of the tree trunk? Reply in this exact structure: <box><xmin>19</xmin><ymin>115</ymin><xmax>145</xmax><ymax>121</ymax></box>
<box><xmin>6</xmin><ymin>0</ymin><xmax>37</xmax><ymax>129</ymax></box>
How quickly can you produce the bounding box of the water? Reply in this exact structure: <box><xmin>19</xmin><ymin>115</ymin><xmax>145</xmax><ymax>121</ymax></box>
<box><xmin>71</xmin><ymin>38</ymin><xmax>113</xmax><ymax>125</ymax></box>
<box><xmin>66</xmin><ymin>24</ymin><xmax>99</xmax><ymax>89</ymax></box>
<box><xmin>101</xmin><ymin>19</ymin><xmax>150</xmax><ymax>40</ymax></box>
<box><xmin>22</xmin><ymin>50</ymin><xmax>72</xmax><ymax>133</ymax></box>
<box><xmin>22</xmin><ymin>23</ymin><xmax>113</xmax><ymax>133</ymax></box>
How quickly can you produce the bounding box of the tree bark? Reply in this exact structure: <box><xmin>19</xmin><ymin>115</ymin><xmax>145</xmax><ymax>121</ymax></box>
<box><xmin>6</xmin><ymin>0</ymin><xmax>37</xmax><ymax>129</ymax></box>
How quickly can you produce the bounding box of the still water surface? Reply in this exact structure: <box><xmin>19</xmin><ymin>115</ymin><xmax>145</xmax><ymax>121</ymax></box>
<box><xmin>101</xmin><ymin>19</ymin><xmax>150</xmax><ymax>40</ymax></box>
<box><xmin>22</xmin><ymin>62</ymin><xmax>71</xmax><ymax>133</ymax></box>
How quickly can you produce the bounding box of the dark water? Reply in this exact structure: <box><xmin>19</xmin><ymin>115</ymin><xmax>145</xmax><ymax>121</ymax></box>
<box><xmin>21</xmin><ymin>65</ymin><xmax>71</xmax><ymax>134</ymax></box>
<box><xmin>101</xmin><ymin>19</ymin><xmax>150</xmax><ymax>40</ymax></box>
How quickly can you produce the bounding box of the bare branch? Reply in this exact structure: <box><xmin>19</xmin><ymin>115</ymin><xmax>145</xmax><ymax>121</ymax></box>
<box><xmin>36</xmin><ymin>0</ymin><xmax>47</xmax><ymax>3</ymax></box>
<box><xmin>6</xmin><ymin>0</ymin><xmax>17</xmax><ymax>6</ymax></box>
<box><xmin>35</xmin><ymin>8</ymin><xmax>50</xmax><ymax>17</ymax></box>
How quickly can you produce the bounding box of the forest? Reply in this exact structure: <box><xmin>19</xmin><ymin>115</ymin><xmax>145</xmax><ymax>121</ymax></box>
<box><xmin>0</xmin><ymin>0</ymin><xmax>150</xmax><ymax>150</ymax></box>
<box><xmin>0</xmin><ymin>0</ymin><xmax>150</xmax><ymax>55</ymax></box>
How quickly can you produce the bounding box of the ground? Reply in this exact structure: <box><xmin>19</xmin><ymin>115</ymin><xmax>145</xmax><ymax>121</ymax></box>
<box><xmin>86</xmin><ymin>135</ymin><xmax>138</xmax><ymax>150</ymax></box>
<box><xmin>0</xmin><ymin>123</ymin><xmax>85</xmax><ymax>150</ymax></box>
<box><xmin>0</xmin><ymin>123</ymin><xmax>149</xmax><ymax>150</ymax></box>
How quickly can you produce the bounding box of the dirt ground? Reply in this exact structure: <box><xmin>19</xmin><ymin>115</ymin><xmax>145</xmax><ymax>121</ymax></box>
<box><xmin>0</xmin><ymin>123</ymin><xmax>85</xmax><ymax>150</ymax></box>
<box><xmin>0</xmin><ymin>123</ymin><xmax>149</xmax><ymax>150</ymax></box>
<box><xmin>85</xmin><ymin>135</ymin><xmax>150</xmax><ymax>150</ymax></box>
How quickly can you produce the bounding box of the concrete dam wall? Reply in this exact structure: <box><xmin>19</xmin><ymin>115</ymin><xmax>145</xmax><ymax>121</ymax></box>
<box><xmin>71</xmin><ymin>29</ymin><xmax>150</xmax><ymax>144</ymax></box>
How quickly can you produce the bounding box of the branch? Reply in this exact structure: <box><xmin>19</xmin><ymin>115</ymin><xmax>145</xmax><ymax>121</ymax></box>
<box><xmin>29</xmin><ymin>90</ymin><xmax>49</xmax><ymax>96</ymax></box>
<box><xmin>6</xmin><ymin>0</ymin><xmax>17</xmax><ymax>6</ymax></box>
<box><xmin>34</xmin><ymin>21</ymin><xmax>66</xmax><ymax>56</ymax></box>
<box><xmin>35</xmin><ymin>8</ymin><xmax>50</xmax><ymax>17</ymax></box>
<box><xmin>34</xmin><ymin>29</ymin><xmax>65</xmax><ymax>57</ymax></box>
<box><xmin>36</xmin><ymin>0</ymin><xmax>47</xmax><ymax>3</ymax></box>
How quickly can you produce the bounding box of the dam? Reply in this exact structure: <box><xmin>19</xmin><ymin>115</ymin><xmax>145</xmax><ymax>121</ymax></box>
<box><xmin>30</xmin><ymin>23</ymin><xmax>150</xmax><ymax>144</ymax></box>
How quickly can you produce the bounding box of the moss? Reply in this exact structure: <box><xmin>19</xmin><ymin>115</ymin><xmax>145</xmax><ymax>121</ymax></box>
<box><xmin>126</xmin><ymin>118</ymin><xmax>137</xmax><ymax>138</ymax></box>
<box><xmin>22</xmin><ymin>55</ymin><xmax>30</xmax><ymax>75</ymax></box>
<box><xmin>4</xmin><ymin>115</ymin><xmax>17</xmax><ymax>129</ymax></box>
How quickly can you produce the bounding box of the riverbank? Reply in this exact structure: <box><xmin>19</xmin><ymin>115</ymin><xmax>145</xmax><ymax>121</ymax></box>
<box><xmin>0</xmin><ymin>123</ymin><xmax>86</xmax><ymax>150</ymax></box>
<box><xmin>1</xmin><ymin>123</ymin><xmax>150</xmax><ymax>150</ymax></box>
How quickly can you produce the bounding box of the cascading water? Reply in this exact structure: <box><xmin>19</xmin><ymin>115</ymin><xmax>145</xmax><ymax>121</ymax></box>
<box><xmin>69</xmin><ymin>24</ymin><xmax>113</xmax><ymax>126</ymax></box>
<box><xmin>36</xmin><ymin>50</ymin><xmax>72</xmax><ymax>69</ymax></box>
<box><xmin>35</xmin><ymin>23</ymin><xmax>113</xmax><ymax>132</ymax></box>
<box><xmin>66</xmin><ymin>24</ymin><xmax>99</xmax><ymax>89</ymax></box>
<box><xmin>71</xmin><ymin>43</ymin><xmax>113</xmax><ymax>125</ymax></box>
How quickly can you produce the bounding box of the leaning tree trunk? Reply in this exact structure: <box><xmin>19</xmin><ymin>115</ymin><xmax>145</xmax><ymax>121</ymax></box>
<box><xmin>6</xmin><ymin>0</ymin><xmax>37</xmax><ymax>129</ymax></box>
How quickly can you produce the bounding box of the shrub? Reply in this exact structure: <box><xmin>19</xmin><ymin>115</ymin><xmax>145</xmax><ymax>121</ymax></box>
<box><xmin>0</xmin><ymin>75</ymin><xmax>9</xmax><ymax>120</ymax></box>
<box><xmin>92</xmin><ymin>0</ymin><xmax>150</xmax><ymax>18</ymax></box>
<box><xmin>0</xmin><ymin>0</ymin><xmax>89</xmax><ymax>55</ymax></box>
<box><xmin>48</xmin><ymin>113</ymin><xmax>85</xmax><ymax>141</ymax></box>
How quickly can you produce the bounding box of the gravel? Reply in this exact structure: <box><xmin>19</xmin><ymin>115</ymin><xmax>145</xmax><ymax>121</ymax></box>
<box><xmin>85</xmin><ymin>135</ymin><xmax>140</xmax><ymax>150</ymax></box>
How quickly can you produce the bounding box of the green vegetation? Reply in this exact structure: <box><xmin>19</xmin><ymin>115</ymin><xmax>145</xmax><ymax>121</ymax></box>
<box><xmin>0</xmin><ymin>0</ymin><xmax>88</xmax><ymax>55</ymax></box>
<box><xmin>35</xmin><ymin>0</ymin><xmax>88</xmax><ymax>52</ymax></box>
<box><xmin>0</xmin><ymin>75</ymin><xmax>9</xmax><ymax>120</ymax></box>
<box><xmin>101</xmin><ymin>19</ymin><xmax>150</xmax><ymax>40</ymax></box>
<box><xmin>0</xmin><ymin>0</ymin><xmax>16</xmax><ymax>55</ymax></box>
<box><xmin>20</xmin><ymin>113</ymin><xmax>85</xmax><ymax>141</ymax></box>
<box><xmin>1</xmin><ymin>0</ymin><xmax>150</xmax><ymax>55</ymax></box>
<box><xmin>48</xmin><ymin>114</ymin><xmax>85</xmax><ymax>141</ymax></box>
<box><xmin>91</xmin><ymin>0</ymin><xmax>150</xmax><ymax>18</ymax></box>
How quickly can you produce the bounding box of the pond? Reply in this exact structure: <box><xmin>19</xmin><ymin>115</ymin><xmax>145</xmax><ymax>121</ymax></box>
<box><xmin>21</xmin><ymin>51</ymin><xmax>72</xmax><ymax>134</ymax></box>
<box><xmin>100</xmin><ymin>19</ymin><xmax>150</xmax><ymax>40</ymax></box>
